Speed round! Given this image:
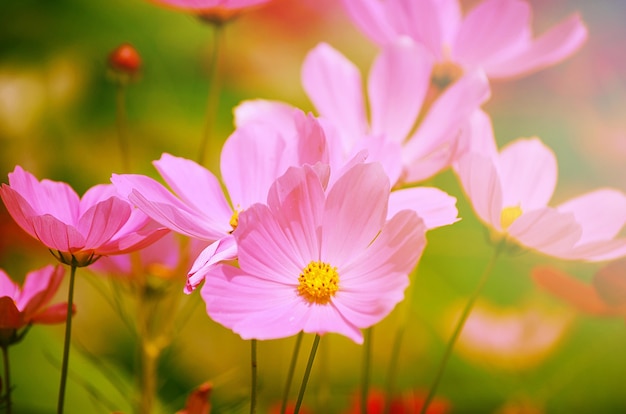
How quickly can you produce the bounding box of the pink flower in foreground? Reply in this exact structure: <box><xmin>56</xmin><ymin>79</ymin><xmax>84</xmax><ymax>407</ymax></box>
<box><xmin>457</xmin><ymin>137</ymin><xmax>626</xmax><ymax>261</ymax></box>
<box><xmin>0</xmin><ymin>265</ymin><xmax>71</xmax><ymax>344</ymax></box>
<box><xmin>302</xmin><ymin>40</ymin><xmax>490</xmax><ymax>184</ymax></box>
<box><xmin>533</xmin><ymin>260</ymin><xmax>626</xmax><ymax>318</ymax></box>
<box><xmin>112</xmin><ymin>109</ymin><xmax>328</xmax><ymax>292</ymax></box>
<box><xmin>202</xmin><ymin>162</ymin><xmax>426</xmax><ymax>343</ymax></box>
<box><xmin>342</xmin><ymin>0</ymin><xmax>588</xmax><ymax>80</ymax></box>
<box><xmin>0</xmin><ymin>166</ymin><xmax>168</xmax><ymax>267</ymax></box>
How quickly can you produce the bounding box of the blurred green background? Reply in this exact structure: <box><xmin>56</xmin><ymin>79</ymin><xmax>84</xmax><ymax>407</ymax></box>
<box><xmin>1</xmin><ymin>0</ymin><xmax>626</xmax><ymax>412</ymax></box>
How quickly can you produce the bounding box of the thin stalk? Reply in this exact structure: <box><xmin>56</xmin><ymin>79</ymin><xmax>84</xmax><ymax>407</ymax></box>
<box><xmin>250</xmin><ymin>339</ymin><xmax>258</xmax><ymax>414</ymax></box>
<box><xmin>57</xmin><ymin>264</ymin><xmax>77</xmax><ymax>414</ymax></box>
<box><xmin>294</xmin><ymin>335</ymin><xmax>321</xmax><ymax>414</ymax></box>
<box><xmin>280</xmin><ymin>332</ymin><xmax>303</xmax><ymax>414</ymax></box>
<box><xmin>361</xmin><ymin>327</ymin><xmax>373</xmax><ymax>414</ymax></box>
<box><xmin>2</xmin><ymin>345</ymin><xmax>11</xmax><ymax>414</ymax></box>
<box><xmin>115</xmin><ymin>84</ymin><xmax>131</xmax><ymax>172</ymax></box>
<box><xmin>419</xmin><ymin>245</ymin><xmax>504</xmax><ymax>414</ymax></box>
<box><xmin>139</xmin><ymin>340</ymin><xmax>158</xmax><ymax>414</ymax></box>
<box><xmin>197</xmin><ymin>22</ymin><xmax>224</xmax><ymax>166</ymax></box>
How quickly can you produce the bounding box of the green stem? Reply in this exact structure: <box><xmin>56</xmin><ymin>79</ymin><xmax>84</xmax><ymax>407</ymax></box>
<box><xmin>57</xmin><ymin>264</ymin><xmax>77</xmax><ymax>414</ymax></box>
<box><xmin>250</xmin><ymin>339</ymin><xmax>257</xmax><ymax>414</ymax></box>
<box><xmin>294</xmin><ymin>335</ymin><xmax>321</xmax><ymax>414</ymax></box>
<box><xmin>197</xmin><ymin>22</ymin><xmax>224</xmax><ymax>166</ymax></box>
<box><xmin>115</xmin><ymin>83</ymin><xmax>131</xmax><ymax>173</ymax></box>
<box><xmin>2</xmin><ymin>345</ymin><xmax>11</xmax><ymax>414</ymax></box>
<box><xmin>383</xmin><ymin>324</ymin><xmax>405</xmax><ymax>414</ymax></box>
<box><xmin>361</xmin><ymin>327</ymin><xmax>373</xmax><ymax>414</ymax></box>
<box><xmin>419</xmin><ymin>245</ymin><xmax>503</xmax><ymax>414</ymax></box>
<box><xmin>280</xmin><ymin>331</ymin><xmax>303</xmax><ymax>414</ymax></box>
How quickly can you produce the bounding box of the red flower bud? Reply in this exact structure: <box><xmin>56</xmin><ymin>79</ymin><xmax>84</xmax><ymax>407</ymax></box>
<box><xmin>108</xmin><ymin>43</ymin><xmax>142</xmax><ymax>75</ymax></box>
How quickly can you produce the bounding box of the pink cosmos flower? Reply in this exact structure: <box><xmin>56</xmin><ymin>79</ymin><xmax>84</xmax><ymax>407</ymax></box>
<box><xmin>112</xmin><ymin>109</ymin><xmax>329</xmax><ymax>292</ymax></box>
<box><xmin>457</xmin><ymin>137</ymin><xmax>626</xmax><ymax>261</ymax></box>
<box><xmin>202</xmin><ymin>162</ymin><xmax>427</xmax><ymax>343</ymax></box>
<box><xmin>0</xmin><ymin>166</ymin><xmax>168</xmax><ymax>267</ymax></box>
<box><xmin>342</xmin><ymin>0</ymin><xmax>588</xmax><ymax>79</ymax></box>
<box><xmin>301</xmin><ymin>40</ymin><xmax>490</xmax><ymax>184</ymax></box>
<box><xmin>0</xmin><ymin>265</ymin><xmax>70</xmax><ymax>342</ymax></box>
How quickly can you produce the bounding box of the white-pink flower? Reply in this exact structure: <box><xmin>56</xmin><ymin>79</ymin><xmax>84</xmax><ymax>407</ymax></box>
<box><xmin>302</xmin><ymin>40</ymin><xmax>490</xmax><ymax>184</ymax></box>
<box><xmin>457</xmin><ymin>137</ymin><xmax>626</xmax><ymax>261</ymax></box>
<box><xmin>342</xmin><ymin>0</ymin><xmax>588</xmax><ymax>79</ymax></box>
<box><xmin>202</xmin><ymin>162</ymin><xmax>426</xmax><ymax>343</ymax></box>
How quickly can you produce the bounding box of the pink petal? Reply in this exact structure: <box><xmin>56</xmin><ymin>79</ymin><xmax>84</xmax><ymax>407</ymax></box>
<box><xmin>0</xmin><ymin>296</ymin><xmax>23</xmax><ymax>329</ymax></box>
<box><xmin>508</xmin><ymin>208</ymin><xmax>581</xmax><ymax>257</ymax></box>
<box><xmin>30</xmin><ymin>215</ymin><xmax>86</xmax><ymax>252</ymax></box>
<box><xmin>593</xmin><ymin>259</ymin><xmax>626</xmax><ymax>307</ymax></box>
<box><xmin>557</xmin><ymin>189</ymin><xmax>626</xmax><ymax>244</ymax></box>
<box><xmin>564</xmin><ymin>239</ymin><xmax>626</xmax><ymax>262</ymax></box>
<box><xmin>302</xmin><ymin>43</ymin><xmax>368</xmax><ymax>151</ymax></box>
<box><xmin>150</xmin><ymin>0</ymin><xmax>270</xmax><ymax>12</ymax></box>
<box><xmin>485</xmin><ymin>14</ymin><xmax>588</xmax><ymax>79</ymax></box>
<box><xmin>7</xmin><ymin>166</ymin><xmax>80</xmax><ymax>224</ymax></box>
<box><xmin>0</xmin><ymin>185</ymin><xmax>39</xmax><ymax>240</ymax></box>
<box><xmin>351</xmin><ymin>135</ymin><xmax>403</xmax><ymax>187</ymax></box>
<box><xmin>18</xmin><ymin>265</ymin><xmax>64</xmax><ymax>318</ymax></box>
<box><xmin>402</xmin><ymin>70</ymin><xmax>490</xmax><ymax>183</ymax></box>
<box><xmin>456</xmin><ymin>152</ymin><xmax>503</xmax><ymax>230</ymax></box>
<box><xmin>498</xmin><ymin>138</ymin><xmax>557</xmax><ymax>210</ymax></box>
<box><xmin>321</xmin><ymin>163</ymin><xmax>389</xmax><ymax>267</ymax></box>
<box><xmin>368</xmin><ymin>38</ymin><xmax>433</xmax><ymax>144</ymax></box>
<box><xmin>340</xmin><ymin>0</ymin><xmax>397</xmax><ymax>46</ymax></box>
<box><xmin>452</xmin><ymin>0</ymin><xmax>530</xmax><ymax>70</ymax></box>
<box><xmin>112</xmin><ymin>174</ymin><xmax>230</xmax><ymax>240</ymax></box>
<box><xmin>234</xmin><ymin>99</ymin><xmax>297</xmax><ymax>129</ymax></box>
<box><xmin>388</xmin><ymin>187</ymin><xmax>459</xmax><ymax>229</ymax></box>
<box><xmin>0</xmin><ymin>270</ymin><xmax>19</xmax><ymax>300</ymax></box>
<box><xmin>301</xmin><ymin>302</ymin><xmax>364</xmax><ymax>344</ymax></box>
<box><xmin>454</xmin><ymin>109</ymin><xmax>498</xmax><ymax>168</ymax></box>
<box><xmin>79</xmin><ymin>184</ymin><xmax>120</xmax><ymax>214</ymax></box>
<box><xmin>78</xmin><ymin>197</ymin><xmax>132</xmax><ymax>250</ymax></box>
<box><xmin>30</xmin><ymin>302</ymin><xmax>73</xmax><ymax>325</ymax></box>
<box><xmin>154</xmin><ymin>154</ymin><xmax>232</xmax><ymax>220</ymax></box>
<box><xmin>186</xmin><ymin>235</ymin><xmax>238</xmax><ymax>293</ymax></box>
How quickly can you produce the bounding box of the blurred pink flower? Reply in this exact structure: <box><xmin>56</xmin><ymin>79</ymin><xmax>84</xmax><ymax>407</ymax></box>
<box><xmin>457</xmin><ymin>137</ymin><xmax>626</xmax><ymax>261</ymax></box>
<box><xmin>533</xmin><ymin>260</ymin><xmax>626</xmax><ymax>318</ymax></box>
<box><xmin>112</xmin><ymin>109</ymin><xmax>329</xmax><ymax>292</ymax></box>
<box><xmin>301</xmin><ymin>40</ymin><xmax>490</xmax><ymax>184</ymax></box>
<box><xmin>202</xmin><ymin>162</ymin><xmax>426</xmax><ymax>344</ymax></box>
<box><xmin>0</xmin><ymin>265</ymin><xmax>71</xmax><ymax>343</ymax></box>
<box><xmin>0</xmin><ymin>166</ymin><xmax>168</xmax><ymax>267</ymax></box>
<box><xmin>148</xmin><ymin>0</ymin><xmax>272</xmax><ymax>21</ymax></box>
<box><xmin>342</xmin><ymin>0</ymin><xmax>588</xmax><ymax>79</ymax></box>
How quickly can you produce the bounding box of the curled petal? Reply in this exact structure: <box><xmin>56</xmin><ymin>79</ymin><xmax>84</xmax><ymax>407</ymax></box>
<box><xmin>187</xmin><ymin>236</ymin><xmax>238</xmax><ymax>294</ymax></box>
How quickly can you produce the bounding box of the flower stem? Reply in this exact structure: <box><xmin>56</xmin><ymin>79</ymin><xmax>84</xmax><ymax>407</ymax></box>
<box><xmin>197</xmin><ymin>22</ymin><xmax>224</xmax><ymax>166</ymax></box>
<box><xmin>115</xmin><ymin>83</ymin><xmax>131</xmax><ymax>173</ymax></box>
<box><xmin>2</xmin><ymin>345</ymin><xmax>12</xmax><ymax>414</ymax></box>
<box><xmin>280</xmin><ymin>331</ymin><xmax>303</xmax><ymax>414</ymax></box>
<box><xmin>250</xmin><ymin>339</ymin><xmax>258</xmax><ymax>414</ymax></box>
<box><xmin>294</xmin><ymin>335</ymin><xmax>321</xmax><ymax>414</ymax></box>
<box><xmin>361</xmin><ymin>327</ymin><xmax>373</xmax><ymax>414</ymax></box>
<box><xmin>419</xmin><ymin>245</ymin><xmax>503</xmax><ymax>414</ymax></box>
<box><xmin>57</xmin><ymin>264</ymin><xmax>77</xmax><ymax>414</ymax></box>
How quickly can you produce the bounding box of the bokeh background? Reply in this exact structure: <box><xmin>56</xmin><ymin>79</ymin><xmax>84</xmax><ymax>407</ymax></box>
<box><xmin>2</xmin><ymin>0</ymin><xmax>626</xmax><ymax>412</ymax></box>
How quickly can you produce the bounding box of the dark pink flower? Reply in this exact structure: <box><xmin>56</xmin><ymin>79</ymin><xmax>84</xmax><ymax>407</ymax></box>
<box><xmin>0</xmin><ymin>166</ymin><xmax>168</xmax><ymax>267</ymax></box>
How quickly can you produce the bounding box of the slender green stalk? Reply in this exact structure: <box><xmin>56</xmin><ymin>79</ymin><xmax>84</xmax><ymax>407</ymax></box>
<box><xmin>197</xmin><ymin>22</ymin><xmax>224</xmax><ymax>166</ymax></box>
<box><xmin>57</xmin><ymin>264</ymin><xmax>77</xmax><ymax>414</ymax></box>
<box><xmin>419</xmin><ymin>245</ymin><xmax>504</xmax><ymax>414</ymax></box>
<box><xmin>280</xmin><ymin>332</ymin><xmax>303</xmax><ymax>414</ymax></box>
<box><xmin>361</xmin><ymin>327</ymin><xmax>373</xmax><ymax>414</ymax></box>
<box><xmin>294</xmin><ymin>335</ymin><xmax>321</xmax><ymax>414</ymax></box>
<box><xmin>250</xmin><ymin>339</ymin><xmax>258</xmax><ymax>414</ymax></box>
<box><xmin>115</xmin><ymin>84</ymin><xmax>131</xmax><ymax>172</ymax></box>
<box><xmin>383</xmin><ymin>324</ymin><xmax>405</xmax><ymax>414</ymax></box>
<box><xmin>2</xmin><ymin>345</ymin><xmax>11</xmax><ymax>414</ymax></box>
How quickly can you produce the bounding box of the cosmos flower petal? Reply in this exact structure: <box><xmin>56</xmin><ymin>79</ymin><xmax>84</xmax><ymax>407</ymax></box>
<box><xmin>302</xmin><ymin>303</ymin><xmax>364</xmax><ymax>344</ymax></box>
<box><xmin>29</xmin><ymin>302</ymin><xmax>72</xmax><ymax>325</ymax></box>
<box><xmin>30</xmin><ymin>215</ymin><xmax>85</xmax><ymax>252</ymax></box>
<box><xmin>388</xmin><ymin>187</ymin><xmax>459</xmax><ymax>229</ymax></box>
<box><xmin>498</xmin><ymin>138</ymin><xmax>557</xmax><ymax>210</ymax></box>
<box><xmin>18</xmin><ymin>265</ymin><xmax>65</xmax><ymax>319</ymax></box>
<box><xmin>78</xmin><ymin>197</ymin><xmax>132</xmax><ymax>249</ymax></box>
<box><xmin>339</xmin><ymin>0</ymin><xmax>397</xmax><ymax>46</ymax></box>
<box><xmin>508</xmin><ymin>208</ymin><xmax>581</xmax><ymax>257</ymax></box>
<box><xmin>186</xmin><ymin>235</ymin><xmax>238</xmax><ymax>293</ymax></box>
<box><xmin>0</xmin><ymin>270</ymin><xmax>19</xmax><ymax>300</ymax></box>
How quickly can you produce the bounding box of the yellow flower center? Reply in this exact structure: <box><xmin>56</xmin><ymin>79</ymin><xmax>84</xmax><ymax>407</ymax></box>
<box><xmin>297</xmin><ymin>261</ymin><xmax>339</xmax><ymax>305</ymax></box>
<box><xmin>500</xmin><ymin>206</ymin><xmax>523</xmax><ymax>230</ymax></box>
<box><xmin>431</xmin><ymin>61</ymin><xmax>464</xmax><ymax>90</ymax></box>
<box><xmin>229</xmin><ymin>210</ymin><xmax>240</xmax><ymax>232</ymax></box>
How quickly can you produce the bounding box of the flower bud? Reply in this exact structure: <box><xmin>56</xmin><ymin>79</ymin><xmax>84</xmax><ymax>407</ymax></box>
<box><xmin>108</xmin><ymin>43</ymin><xmax>142</xmax><ymax>76</ymax></box>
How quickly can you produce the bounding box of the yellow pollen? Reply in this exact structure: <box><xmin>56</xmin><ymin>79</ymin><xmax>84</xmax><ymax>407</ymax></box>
<box><xmin>431</xmin><ymin>61</ymin><xmax>464</xmax><ymax>90</ymax></box>
<box><xmin>229</xmin><ymin>210</ymin><xmax>240</xmax><ymax>232</ymax></box>
<box><xmin>500</xmin><ymin>206</ymin><xmax>523</xmax><ymax>230</ymax></box>
<box><xmin>297</xmin><ymin>261</ymin><xmax>339</xmax><ymax>305</ymax></box>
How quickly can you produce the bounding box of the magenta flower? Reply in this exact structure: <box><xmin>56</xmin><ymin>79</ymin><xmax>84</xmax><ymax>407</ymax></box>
<box><xmin>0</xmin><ymin>166</ymin><xmax>168</xmax><ymax>267</ymax></box>
<box><xmin>301</xmin><ymin>40</ymin><xmax>490</xmax><ymax>184</ymax></box>
<box><xmin>342</xmin><ymin>0</ymin><xmax>588</xmax><ymax>79</ymax></box>
<box><xmin>202</xmin><ymin>162</ymin><xmax>427</xmax><ymax>343</ymax></box>
<box><xmin>0</xmin><ymin>265</ymin><xmax>70</xmax><ymax>343</ymax></box>
<box><xmin>113</xmin><ymin>109</ymin><xmax>329</xmax><ymax>292</ymax></box>
<box><xmin>457</xmin><ymin>137</ymin><xmax>626</xmax><ymax>261</ymax></box>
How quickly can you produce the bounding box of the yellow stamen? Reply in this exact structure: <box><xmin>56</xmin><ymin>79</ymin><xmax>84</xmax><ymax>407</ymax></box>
<box><xmin>229</xmin><ymin>210</ymin><xmax>239</xmax><ymax>232</ymax></box>
<box><xmin>431</xmin><ymin>61</ymin><xmax>464</xmax><ymax>90</ymax></box>
<box><xmin>297</xmin><ymin>261</ymin><xmax>339</xmax><ymax>305</ymax></box>
<box><xmin>500</xmin><ymin>206</ymin><xmax>523</xmax><ymax>230</ymax></box>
